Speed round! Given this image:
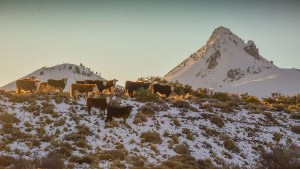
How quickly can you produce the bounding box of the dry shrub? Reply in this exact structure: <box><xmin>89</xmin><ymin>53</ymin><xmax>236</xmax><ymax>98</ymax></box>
<box><xmin>64</xmin><ymin>133</ymin><xmax>86</xmax><ymax>141</ymax></box>
<box><xmin>211</xmin><ymin>101</ymin><xmax>233</xmax><ymax>113</ymax></box>
<box><xmin>256</xmin><ymin>144</ymin><xmax>300</xmax><ymax>169</ymax></box>
<box><xmin>76</xmin><ymin>124</ymin><xmax>92</xmax><ymax>136</ymax></box>
<box><xmin>172</xmin><ymin>118</ymin><xmax>181</xmax><ymax>127</ymax></box>
<box><xmin>0</xmin><ymin>112</ymin><xmax>20</xmax><ymax>124</ymax></box>
<box><xmin>57</xmin><ymin>142</ymin><xmax>73</xmax><ymax>157</ymax></box>
<box><xmin>183</xmin><ymin>128</ymin><xmax>194</xmax><ymax>141</ymax></box>
<box><xmin>133</xmin><ymin>112</ymin><xmax>147</xmax><ymax>125</ymax></box>
<box><xmin>224</xmin><ymin>138</ymin><xmax>239</xmax><ymax>153</ymax></box>
<box><xmin>157</xmin><ymin>155</ymin><xmax>205</xmax><ymax>169</ymax></box>
<box><xmin>210</xmin><ymin>116</ymin><xmax>225</xmax><ymax>128</ymax></box>
<box><xmin>290</xmin><ymin>112</ymin><xmax>300</xmax><ymax>119</ymax></box>
<box><xmin>9</xmin><ymin>94</ymin><xmax>36</xmax><ymax>103</ymax></box>
<box><xmin>0</xmin><ymin>155</ymin><xmax>14</xmax><ymax>167</ymax></box>
<box><xmin>126</xmin><ymin>155</ymin><xmax>146</xmax><ymax>167</ymax></box>
<box><xmin>137</xmin><ymin>105</ymin><xmax>155</xmax><ymax>117</ymax></box>
<box><xmin>205</xmin><ymin>127</ymin><xmax>221</xmax><ymax>137</ymax></box>
<box><xmin>212</xmin><ymin>92</ymin><xmax>231</xmax><ymax>102</ymax></box>
<box><xmin>39</xmin><ymin>151</ymin><xmax>65</xmax><ymax>169</ymax></box>
<box><xmin>69</xmin><ymin>155</ymin><xmax>96</xmax><ymax>165</ymax></box>
<box><xmin>291</xmin><ymin>125</ymin><xmax>300</xmax><ymax>134</ymax></box>
<box><xmin>173</xmin><ymin>144</ymin><xmax>190</xmax><ymax>155</ymax></box>
<box><xmin>75</xmin><ymin>140</ymin><xmax>91</xmax><ymax>149</ymax></box>
<box><xmin>54</xmin><ymin>118</ymin><xmax>65</xmax><ymax>127</ymax></box>
<box><xmin>140</xmin><ymin>131</ymin><xmax>162</xmax><ymax>144</ymax></box>
<box><xmin>98</xmin><ymin>150</ymin><xmax>127</xmax><ymax>161</ymax></box>
<box><xmin>172</xmin><ymin>99</ymin><xmax>190</xmax><ymax>109</ymax></box>
<box><xmin>23</xmin><ymin>104</ymin><xmax>40</xmax><ymax>113</ymax></box>
<box><xmin>134</xmin><ymin>88</ymin><xmax>160</xmax><ymax>103</ymax></box>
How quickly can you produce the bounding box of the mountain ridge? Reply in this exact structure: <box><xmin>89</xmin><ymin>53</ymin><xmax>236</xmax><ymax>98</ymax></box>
<box><xmin>0</xmin><ymin>63</ymin><xmax>105</xmax><ymax>92</ymax></box>
<box><xmin>164</xmin><ymin>26</ymin><xmax>300</xmax><ymax>98</ymax></box>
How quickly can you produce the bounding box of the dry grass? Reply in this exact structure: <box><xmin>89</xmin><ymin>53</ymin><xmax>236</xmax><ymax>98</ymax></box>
<box><xmin>256</xmin><ymin>144</ymin><xmax>300</xmax><ymax>169</ymax></box>
<box><xmin>173</xmin><ymin>144</ymin><xmax>190</xmax><ymax>155</ymax></box>
<box><xmin>210</xmin><ymin>116</ymin><xmax>225</xmax><ymax>128</ymax></box>
<box><xmin>291</xmin><ymin>125</ymin><xmax>300</xmax><ymax>134</ymax></box>
<box><xmin>140</xmin><ymin>131</ymin><xmax>162</xmax><ymax>144</ymax></box>
<box><xmin>98</xmin><ymin>150</ymin><xmax>127</xmax><ymax>161</ymax></box>
<box><xmin>0</xmin><ymin>112</ymin><xmax>20</xmax><ymax>124</ymax></box>
<box><xmin>137</xmin><ymin>105</ymin><xmax>155</xmax><ymax>117</ymax></box>
<box><xmin>224</xmin><ymin>138</ymin><xmax>239</xmax><ymax>153</ymax></box>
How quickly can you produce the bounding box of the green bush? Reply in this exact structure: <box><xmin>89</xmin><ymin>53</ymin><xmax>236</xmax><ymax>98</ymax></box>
<box><xmin>134</xmin><ymin>88</ymin><xmax>160</xmax><ymax>103</ymax></box>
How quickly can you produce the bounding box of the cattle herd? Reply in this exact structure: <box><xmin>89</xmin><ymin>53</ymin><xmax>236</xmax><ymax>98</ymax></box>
<box><xmin>15</xmin><ymin>77</ymin><xmax>174</xmax><ymax>123</ymax></box>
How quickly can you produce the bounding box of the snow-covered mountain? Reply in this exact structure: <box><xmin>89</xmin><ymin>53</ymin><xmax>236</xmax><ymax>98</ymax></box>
<box><xmin>165</xmin><ymin>26</ymin><xmax>300</xmax><ymax>98</ymax></box>
<box><xmin>0</xmin><ymin>63</ymin><xmax>105</xmax><ymax>92</ymax></box>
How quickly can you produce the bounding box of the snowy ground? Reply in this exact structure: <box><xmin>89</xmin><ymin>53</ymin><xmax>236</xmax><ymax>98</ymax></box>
<box><xmin>0</xmin><ymin>91</ymin><xmax>299</xmax><ymax>168</ymax></box>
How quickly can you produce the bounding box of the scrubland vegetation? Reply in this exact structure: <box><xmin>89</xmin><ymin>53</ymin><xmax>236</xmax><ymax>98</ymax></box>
<box><xmin>0</xmin><ymin>78</ymin><xmax>299</xmax><ymax>168</ymax></box>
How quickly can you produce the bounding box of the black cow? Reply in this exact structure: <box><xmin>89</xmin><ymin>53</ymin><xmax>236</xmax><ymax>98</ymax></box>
<box><xmin>76</xmin><ymin>81</ymin><xmax>85</xmax><ymax>84</ymax></box>
<box><xmin>153</xmin><ymin>84</ymin><xmax>174</xmax><ymax>97</ymax></box>
<box><xmin>105</xmin><ymin>79</ymin><xmax>118</xmax><ymax>93</ymax></box>
<box><xmin>85</xmin><ymin>80</ymin><xmax>107</xmax><ymax>92</ymax></box>
<box><xmin>105</xmin><ymin>105</ymin><xmax>133</xmax><ymax>123</ymax></box>
<box><xmin>16</xmin><ymin>79</ymin><xmax>40</xmax><ymax>94</ymax></box>
<box><xmin>86</xmin><ymin>97</ymin><xmax>108</xmax><ymax>115</ymax></box>
<box><xmin>125</xmin><ymin>81</ymin><xmax>151</xmax><ymax>97</ymax></box>
<box><xmin>47</xmin><ymin>78</ymin><xmax>68</xmax><ymax>91</ymax></box>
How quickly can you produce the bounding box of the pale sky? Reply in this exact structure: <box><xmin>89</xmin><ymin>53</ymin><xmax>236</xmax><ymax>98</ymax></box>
<box><xmin>0</xmin><ymin>0</ymin><xmax>299</xmax><ymax>86</ymax></box>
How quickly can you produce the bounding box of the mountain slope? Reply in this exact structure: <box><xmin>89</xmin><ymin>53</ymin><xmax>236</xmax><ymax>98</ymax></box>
<box><xmin>0</xmin><ymin>63</ymin><xmax>105</xmax><ymax>92</ymax></box>
<box><xmin>164</xmin><ymin>27</ymin><xmax>300</xmax><ymax>98</ymax></box>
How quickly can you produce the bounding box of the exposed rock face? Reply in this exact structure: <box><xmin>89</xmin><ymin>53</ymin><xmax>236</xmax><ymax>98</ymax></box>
<box><xmin>226</xmin><ymin>68</ymin><xmax>244</xmax><ymax>81</ymax></box>
<box><xmin>206</xmin><ymin>50</ymin><xmax>221</xmax><ymax>69</ymax></box>
<box><xmin>244</xmin><ymin>40</ymin><xmax>261</xmax><ymax>60</ymax></box>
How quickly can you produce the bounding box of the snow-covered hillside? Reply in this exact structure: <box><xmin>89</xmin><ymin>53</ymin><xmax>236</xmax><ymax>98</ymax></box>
<box><xmin>164</xmin><ymin>26</ymin><xmax>300</xmax><ymax>98</ymax></box>
<box><xmin>0</xmin><ymin>63</ymin><xmax>105</xmax><ymax>92</ymax></box>
<box><xmin>0</xmin><ymin>91</ymin><xmax>299</xmax><ymax>168</ymax></box>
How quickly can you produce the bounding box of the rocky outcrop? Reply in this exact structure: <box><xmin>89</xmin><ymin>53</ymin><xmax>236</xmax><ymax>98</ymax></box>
<box><xmin>244</xmin><ymin>40</ymin><xmax>261</xmax><ymax>60</ymax></box>
<box><xmin>206</xmin><ymin>50</ymin><xmax>221</xmax><ymax>69</ymax></box>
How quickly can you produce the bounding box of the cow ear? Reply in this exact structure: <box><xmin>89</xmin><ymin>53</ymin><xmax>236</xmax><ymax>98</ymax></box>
<box><xmin>106</xmin><ymin>97</ymin><xmax>110</xmax><ymax>104</ymax></box>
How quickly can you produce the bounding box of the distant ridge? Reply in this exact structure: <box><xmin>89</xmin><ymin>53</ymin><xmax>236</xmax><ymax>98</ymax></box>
<box><xmin>0</xmin><ymin>63</ymin><xmax>105</xmax><ymax>92</ymax></box>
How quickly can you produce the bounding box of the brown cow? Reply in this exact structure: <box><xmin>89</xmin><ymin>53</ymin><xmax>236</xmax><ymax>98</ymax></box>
<box><xmin>105</xmin><ymin>105</ymin><xmax>133</xmax><ymax>123</ymax></box>
<box><xmin>152</xmin><ymin>84</ymin><xmax>174</xmax><ymax>97</ymax></box>
<box><xmin>86</xmin><ymin>97</ymin><xmax>109</xmax><ymax>115</ymax></box>
<box><xmin>47</xmin><ymin>78</ymin><xmax>68</xmax><ymax>92</ymax></box>
<box><xmin>70</xmin><ymin>84</ymin><xmax>99</xmax><ymax>100</ymax></box>
<box><xmin>16</xmin><ymin>79</ymin><xmax>40</xmax><ymax>94</ymax></box>
<box><xmin>125</xmin><ymin>81</ymin><xmax>151</xmax><ymax>97</ymax></box>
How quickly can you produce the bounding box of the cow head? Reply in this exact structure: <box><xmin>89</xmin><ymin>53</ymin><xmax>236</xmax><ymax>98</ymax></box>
<box><xmin>103</xmin><ymin>80</ymin><xmax>107</xmax><ymax>86</ymax></box>
<box><xmin>106</xmin><ymin>97</ymin><xmax>111</xmax><ymax>104</ymax></box>
<box><xmin>112</xmin><ymin>79</ymin><xmax>118</xmax><ymax>86</ymax></box>
<box><xmin>63</xmin><ymin>78</ymin><xmax>68</xmax><ymax>84</ymax></box>
<box><xmin>92</xmin><ymin>85</ymin><xmax>99</xmax><ymax>93</ymax></box>
<box><xmin>149</xmin><ymin>83</ymin><xmax>154</xmax><ymax>92</ymax></box>
<box><xmin>34</xmin><ymin>80</ymin><xmax>40</xmax><ymax>87</ymax></box>
<box><xmin>127</xmin><ymin>105</ymin><xmax>134</xmax><ymax>111</ymax></box>
<box><xmin>171</xmin><ymin>85</ymin><xmax>175</xmax><ymax>92</ymax></box>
